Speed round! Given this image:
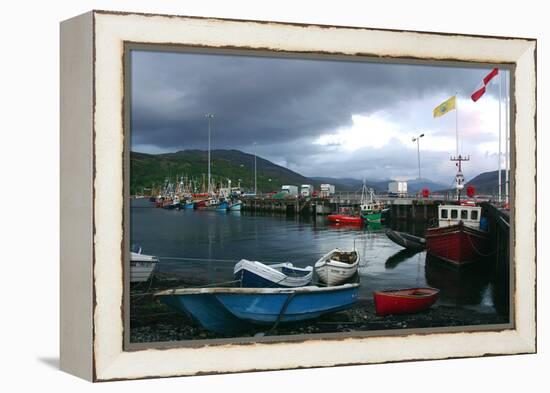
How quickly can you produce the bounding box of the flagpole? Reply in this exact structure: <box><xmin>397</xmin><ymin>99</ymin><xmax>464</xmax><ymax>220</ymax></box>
<box><xmin>505</xmin><ymin>70</ymin><xmax>509</xmax><ymax>205</ymax></box>
<box><xmin>498</xmin><ymin>70</ymin><xmax>502</xmax><ymax>204</ymax></box>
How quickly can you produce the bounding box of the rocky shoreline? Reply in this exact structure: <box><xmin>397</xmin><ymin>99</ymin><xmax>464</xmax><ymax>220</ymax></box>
<box><xmin>130</xmin><ymin>281</ymin><xmax>509</xmax><ymax>343</ymax></box>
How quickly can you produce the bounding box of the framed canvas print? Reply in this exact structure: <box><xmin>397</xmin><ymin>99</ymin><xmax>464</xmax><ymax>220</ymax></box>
<box><xmin>60</xmin><ymin>10</ymin><xmax>537</xmax><ymax>381</ymax></box>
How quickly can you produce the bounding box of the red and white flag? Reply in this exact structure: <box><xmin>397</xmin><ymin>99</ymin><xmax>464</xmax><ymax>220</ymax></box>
<box><xmin>471</xmin><ymin>68</ymin><xmax>499</xmax><ymax>102</ymax></box>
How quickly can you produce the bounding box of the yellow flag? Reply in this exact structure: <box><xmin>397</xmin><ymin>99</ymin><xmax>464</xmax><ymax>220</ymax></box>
<box><xmin>433</xmin><ymin>96</ymin><xmax>456</xmax><ymax>118</ymax></box>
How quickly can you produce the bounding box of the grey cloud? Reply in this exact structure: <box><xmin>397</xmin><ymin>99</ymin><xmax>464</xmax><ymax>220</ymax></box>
<box><xmin>130</xmin><ymin>49</ymin><xmax>503</xmax><ymax>182</ymax></box>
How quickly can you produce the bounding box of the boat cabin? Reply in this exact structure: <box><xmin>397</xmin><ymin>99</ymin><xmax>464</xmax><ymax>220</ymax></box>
<box><xmin>438</xmin><ymin>204</ymin><xmax>482</xmax><ymax>229</ymax></box>
<box><xmin>360</xmin><ymin>202</ymin><xmax>383</xmax><ymax>213</ymax></box>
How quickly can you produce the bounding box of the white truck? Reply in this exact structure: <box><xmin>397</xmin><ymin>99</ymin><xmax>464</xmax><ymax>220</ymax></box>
<box><xmin>388</xmin><ymin>181</ymin><xmax>408</xmax><ymax>197</ymax></box>
<box><xmin>281</xmin><ymin>185</ymin><xmax>298</xmax><ymax>196</ymax></box>
<box><xmin>320</xmin><ymin>184</ymin><xmax>335</xmax><ymax>198</ymax></box>
<box><xmin>300</xmin><ymin>184</ymin><xmax>314</xmax><ymax>197</ymax></box>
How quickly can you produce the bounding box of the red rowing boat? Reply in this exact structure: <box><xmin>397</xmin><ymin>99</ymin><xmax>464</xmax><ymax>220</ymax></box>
<box><xmin>373</xmin><ymin>287</ymin><xmax>439</xmax><ymax>316</ymax></box>
<box><xmin>327</xmin><ymin>214</ymin><xmax>362</xmax><ymax>224</ymax></box>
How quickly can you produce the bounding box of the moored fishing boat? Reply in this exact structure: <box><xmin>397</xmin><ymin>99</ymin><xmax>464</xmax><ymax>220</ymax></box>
<box><xmin>229</xmin><ymin>201</ymin><xmax>242</xmax><ymax>211</ymax></box>
<box><xmin>155</xmin><ymin>284</ymin><xmax>359</xmax><ymax>335</ymax></box>
<box><xmin>194</xmin><ymin>199</ymin><xmax>209</xmax><ymax>209</ymax></box>
<box><xmin>385</xmin><ymin>229</ymin><xmax>426</xmax><ymax>251</ymax></box>
<box><xmin>327</xmin><ymin>214</ymin><xmax>362</xmax><ymax>225</ymax></box>
<box><xmin>373</xmin><ymin>287</ymin><xmax>439</xmax><ymax>316</ymax></box>
<box><xmin>425</xmin><ymin>215</ymin><xmax>489</xmax><ymax>266</ymax></box>
<box><xmin>360</xmin><ymin>182</ymin><xmax>384</xmax><ymax>223</ymax></box>
<box><xmin>425</xmin><ymin>156</ymin><xmax>490</xmax><ymax>266</ymax></box>
<box><xmin>183</xmin><ymin>200</ymin><xmax>194</xmax><ymax>209</ymax></box>
<box><xmin>130</xmin><ymin>250</ymin><xmax>159</xmax><ymax>283</ymax></box>
<box><xmin>315</xmin><ymin>248</ymin><xmax>359</xmax><ymax>286</ymax></box>
<box><xmin>234</xmin><ymin>259</ymin><xmax>313</xmax><ymax>288</ymax></box>
<box><xmin>216</xmin><ymin>200</ymin><xmax>229</xmax><ymax>211</ymax></box>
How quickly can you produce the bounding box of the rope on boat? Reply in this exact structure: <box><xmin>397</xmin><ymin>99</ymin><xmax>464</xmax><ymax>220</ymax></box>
<box><xmin>466</xmin><ymin>232</ymin><xmax>496</xmax><ymax>257</ymax></box>
<box><xmin>266</xmin><ymin>292</ymin><xmax>296</xmax><ymax>336</ymax></box>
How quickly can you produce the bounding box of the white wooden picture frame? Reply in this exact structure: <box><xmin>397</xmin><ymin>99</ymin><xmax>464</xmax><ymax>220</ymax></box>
<box><xmin>60</xmin><ymin>10</ymin><xmax>536</xmax><ymax>381</ymax></box>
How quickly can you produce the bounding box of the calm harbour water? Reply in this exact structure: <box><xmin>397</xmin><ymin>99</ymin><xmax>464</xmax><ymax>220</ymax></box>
<box><xmin>131</xmin><ymin>199</ymin><xmax>506</xmax><ymax>315</ymax></box>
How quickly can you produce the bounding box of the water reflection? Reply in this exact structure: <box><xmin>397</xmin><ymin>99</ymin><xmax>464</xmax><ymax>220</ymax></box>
<box><xmin>385</xmin><ymin>249</ymin><xmax>421</xmax><ymax>270</ymax></box>
<box><xmin>424</xmin><ymin>255</ymin><xmax>491</xmax><ymax>306</ymax></box>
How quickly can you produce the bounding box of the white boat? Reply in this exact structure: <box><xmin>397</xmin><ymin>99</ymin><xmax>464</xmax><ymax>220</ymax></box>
<box><xmin>229</xmin><ymin>201</ymin><xmax>242</xmax><ymax>211</ymax></box>
<box><xmin>234</xmin><ymin>259</ymin><xmax>313</xmax><ymax>288</ymax></box>
<box><xmin>315</xmin><ymin>248</ymin><xmax>360</xmax><ymax>286</ymax></box>
<box><xmin>130</xmin><ymin>251</ymin><xmax>159</xmax><ymax>283</ymax></box>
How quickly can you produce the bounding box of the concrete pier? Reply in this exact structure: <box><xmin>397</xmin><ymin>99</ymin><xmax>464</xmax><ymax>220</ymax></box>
<box><xmin>242</xmin><ymin>193</ymin><xmax>445</xmax><ymax>221</ymax></box>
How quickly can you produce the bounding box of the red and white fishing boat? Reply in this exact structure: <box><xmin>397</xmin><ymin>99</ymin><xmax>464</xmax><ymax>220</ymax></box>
<box><xmin>425</xmin><ymin>155</ymin><xmax>490</xmax><ymax>266</ymax></box>
<box><xmin>373</xmin><ymin>287</ymin><xmax>439</xmax><ymax>316</ymax></box>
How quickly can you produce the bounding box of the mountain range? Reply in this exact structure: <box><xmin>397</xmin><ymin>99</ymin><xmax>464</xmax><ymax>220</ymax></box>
<box><xmin>130</xmin><ymin>149</ymin><xmax>500</xmax><ymax>196</ymax></box>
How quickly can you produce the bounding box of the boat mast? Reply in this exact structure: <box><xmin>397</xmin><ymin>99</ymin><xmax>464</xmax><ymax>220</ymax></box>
<box><xmin>450</xmin><ymin>154</ymin><xmax>469</xmax><ymax>203</ymax></box>
<box><xmin>360</xmin><ymin>179</ymin><xmax>367</xmax><ymax>206</ymax></box>
<box><xmin>205</xmin><ymin>113</ymin><xmax>214</xmax><ymax>194</ymax></box>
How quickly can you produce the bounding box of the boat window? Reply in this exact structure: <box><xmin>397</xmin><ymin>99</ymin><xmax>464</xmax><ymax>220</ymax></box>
<box><xmin>451</xmin><ymin>209</ymin><xmax>458</xmax><ymax>219</ymax></box>
<box><xmin>461</xmin><ymin>210</ymin><xmax>468</xmax><ymax>219</ymax></box>
<box><xmin>471</xmin><ymin>210</ymin><xmax>479</xmax><ymax>220</ymax></box>
<box><xmin>441</xmin><ymin>209</ymin><xmax>448</xmax><ymax>219</ymax></box>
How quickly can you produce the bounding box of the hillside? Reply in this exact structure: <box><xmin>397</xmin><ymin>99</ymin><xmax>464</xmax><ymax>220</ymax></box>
<box><xmin>131</xmin><ymin>149</ymin><xmax>454</xmax><ymax>195</ymax></box>
<box><xmin>465</xmin><ymin>170</ymin><xmax>506</xmax><ymax>195</ymax></box>
<box><xmin>407</xmin><ymin>178</ymin><xmax>449</xmax><ymax>193</ymax></box>
<box><xmin>130</xmin><ymin>149</ymin><xmax>313</xmax><ymax>194</ymax></box>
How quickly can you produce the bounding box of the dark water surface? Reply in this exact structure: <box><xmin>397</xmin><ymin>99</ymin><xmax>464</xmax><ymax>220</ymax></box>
<box><xmin>131</xmin><ymin>199</ymin><xmax>505</xmax><ymax>315</ymax></box>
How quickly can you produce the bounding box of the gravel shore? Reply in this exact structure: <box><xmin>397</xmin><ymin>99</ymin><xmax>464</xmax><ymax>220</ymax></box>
<box><xmin>130</xmin><ymin>281</ymin><xmax>508</xmax><ymax>343</ymax></box>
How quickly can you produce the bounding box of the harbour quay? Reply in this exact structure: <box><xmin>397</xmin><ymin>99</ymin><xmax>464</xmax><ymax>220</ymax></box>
<box><xmin>241</xmin><ymin>193</ymin><xmax>443</xmax><ymax>222</ymax></box>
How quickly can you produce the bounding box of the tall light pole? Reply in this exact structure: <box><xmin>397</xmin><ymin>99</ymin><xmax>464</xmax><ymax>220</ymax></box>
<box><xmin>205</xmin><ymin>113</ymin><xmax>214</xmax><ymax>193</ymax></box>
<box><xmin>253</xmin><ymin>142</ymin><xmax>257</xmax><ymax>195</ymax></box>
<box><xmin>412</xmin><ymin>133</ymin><xmax>425</xmax><ymax>180</ymax></box>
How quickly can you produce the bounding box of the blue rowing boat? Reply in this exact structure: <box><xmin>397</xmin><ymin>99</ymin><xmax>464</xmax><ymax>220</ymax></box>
<box><xmin>234</xmin><ymin>259</ymin><xmax>313</xmax><ymax>288</ymax></box>
<box><xmin>155</xmin><ymin>284</ymin><xmax>359</xmax><ymax>335</ymax></box>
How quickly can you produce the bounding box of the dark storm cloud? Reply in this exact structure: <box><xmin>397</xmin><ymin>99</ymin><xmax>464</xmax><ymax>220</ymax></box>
<box><xmin>130</xmin><ymin>50</ymin><xmax>496</xmax><ymax>152</ymax></box>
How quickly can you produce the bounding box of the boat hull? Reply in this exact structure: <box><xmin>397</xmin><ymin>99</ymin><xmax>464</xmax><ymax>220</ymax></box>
<box><xmin>327</xmin><ymin>214</ymin><xmax>362</xmax><ymax>224</ymax></box>
<box><xmin>217</xmin><ymin>201</ymin><xmax>229</xmax><ymax>211</ymax></box>
<box><xmin>385</xmin><ymin>229</ymin><xmax>426</xmax><ymax>251</ymax></box>
<box><xmin>234</xmin><ymin>260</ymin><xmax>313</xmax><ymax>288</ymax></box>
<box><xmin>373</xmin><ymin>287</ymin><xmax>439</xmax><ymax>316</ymax></box>
<box><xmin>361</xmin><ymin>211</ymin><xmax>381</xmax><ymax>223</ymax></box>
<box><xmin>160</xmin><ymin>293</ymin><xmax>251</xmax><ymax>335</ymax></box>
<box><xmin>315</xmin><ymin>263</ymin><xmax>358</xmax><ymax>286</ymax></box>
<box><xmin>130</xmin><ymin>262</ymin><xmax>157</xmax><ymax>283</ymax></box>
<box><xmin>229</xmin><ymin>202</ymin><xmax>242</xmax><ymax>211</ymax></box>
<box><xmin>217</xmin><ymin>286</ymin><xmax>358</xmax><ymax>324</ymax></box>
<box><xmin>425</xmin><ymin>223</ymin><xmax>489</xmax><ymax>266</ymax></box>
<box><xmin>130</xmin><ymin>251</ymin><xmax>158</xmax><ymax>283</ymax></box>
<box><xmin>157</xmin><ymin>284</ymin><xmax>359</xmax><ymax>334</ymax></box>
<box><xmin>314</xmin><ymin>249</ymin><xmax>359</xmax><ymax>286</ymax></box>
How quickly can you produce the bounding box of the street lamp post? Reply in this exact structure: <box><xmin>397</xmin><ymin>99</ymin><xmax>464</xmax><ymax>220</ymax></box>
<box><xmin>253</xmin><ymin>142</ymin><xmax>257</xmax><ymax>195</ymax></box>
<box><xmin>205</xmin><ymin>113</ymin><xmax>214</xmax><ymax>193</ymax></box>
<box><xmin>412</xmin><ymin>133</ymin><xmax>425</xmax><ymax>180</ymax></box>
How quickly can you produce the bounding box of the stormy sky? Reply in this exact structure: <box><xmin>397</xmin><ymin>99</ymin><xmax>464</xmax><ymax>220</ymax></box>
<box><xmin>130</xmin><ymin>50</ymin><xmax>510</xmax><ymax>184</ymax></box>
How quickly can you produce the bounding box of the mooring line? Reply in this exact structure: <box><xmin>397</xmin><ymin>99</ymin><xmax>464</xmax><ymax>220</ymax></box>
<box><xmin>158</xmin><ymin>256</ymin><xmax>290</xmax><ymax>264</ymax></box>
